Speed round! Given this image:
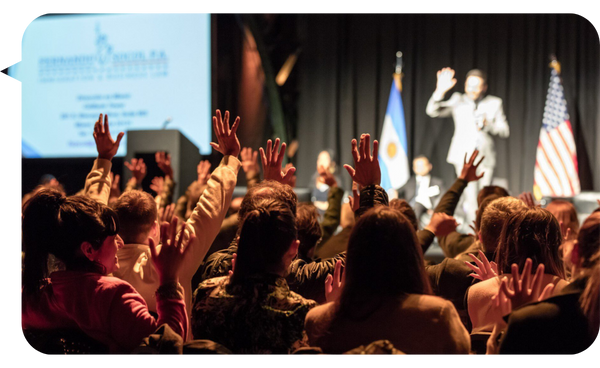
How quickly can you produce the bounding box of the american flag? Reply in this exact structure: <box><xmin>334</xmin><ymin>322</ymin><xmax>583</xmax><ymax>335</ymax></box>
<box><xmin>533</xmin><ymin>67</ymin><xmax>580</xmax><ymax>197</ymax></box>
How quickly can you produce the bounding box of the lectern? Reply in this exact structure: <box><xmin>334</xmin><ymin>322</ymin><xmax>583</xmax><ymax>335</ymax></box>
<box><xmin>124</xmin><ymin>130</ymin><xmax>201</xmax><ymax>200</ymax></box>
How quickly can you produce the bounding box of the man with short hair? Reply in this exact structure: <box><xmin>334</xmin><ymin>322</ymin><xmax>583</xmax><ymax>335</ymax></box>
<box><xmin>396</xmin><ymin>155</ymin><xmax>445</xmax><ymax>222</ymax></box>
<box><xmin>426</xmin><ymin>68</ymin><xmax>509</xmax><ymax>224</ymax></box>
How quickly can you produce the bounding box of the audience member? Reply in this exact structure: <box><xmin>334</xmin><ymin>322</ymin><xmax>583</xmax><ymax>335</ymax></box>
<box><xmin>102</xmin><ymin>110</ymin><xmax>242</xmax><ymax>326</ymax></box>
<box><xmin>296</xmin><ymin>203</ymin><xmax>322</xmax><ymax>262</ymax></box>
<box><xmin>423</xmin><ymin>180</ymin><xmax>521</xmax><ymax>331</ymax></box>
<box><xmin>467</xmin><ymin>206</ymin><xmax>569</xmax><ymax>333</ymax></box>
<box><xmin>197</xmin><ymin>140</ymin><xmax>346</xmax><ymax>304</ymax></box>
<box><xmin>546</xmin><ymin>199</ymin><xmax>580</xmax><ymax>241</ymax></box>
<box><xmin>316</xmin><ymin>163</ymin><xmax>344</xmax><ymax>245</ymax></box>
<box><xmin>305</xmin><ymin>134</ymin><xmax>470</xmax><ymax>353</ymax></box>
<box><xmin>455</xmin><ymin>195</ymin><xmax>526</xmax><ymax>263</ymax></box>
<box><xmin>20</xmin><ymin>104</ymin><xmax>598</xmax><ymax>355</ymax></box>
<box><xmin>491</xmin><ymin>211</ymin><xmax>600</xmax><ymax>353</ymax></box>
<box><xmin>191</xmin><ymin>199</ymin><xmax>317</xmax><ymax>353</ymax></box>
<box><xmin>22</xmin><ymin>114</ymin><xmax>189</xmax><ymax>352</ymax></box>
<box><xmin>394</xmin><ymin>155</ymin><xmax>445</xmax><ymax>222</ymax></box>
<box><xmin>309</xmin><ymin>149</ymin><xmax>344</xmax><ymax>215</ymax></box>
<box><xmin>112</xmin><ymin>190</ymin><xmax>162</xmax><ymax>312</ymax></box>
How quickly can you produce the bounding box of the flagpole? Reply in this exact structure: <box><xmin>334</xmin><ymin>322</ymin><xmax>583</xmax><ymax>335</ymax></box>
<box><xmin>549</xmin><ymin>54</ymin><xmax>561</xmax><ymax>74</ymax></box>
<box><xmin>394</xmin><ymin>51</ymin><xmax>403</xmax><ymax>92</ymax></box>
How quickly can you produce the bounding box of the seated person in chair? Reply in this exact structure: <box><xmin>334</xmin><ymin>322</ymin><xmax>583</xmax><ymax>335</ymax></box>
<box><xmin>395</xmin><ymin>155</ymin><xmax>445</xmax><ymax>224</ymax></box>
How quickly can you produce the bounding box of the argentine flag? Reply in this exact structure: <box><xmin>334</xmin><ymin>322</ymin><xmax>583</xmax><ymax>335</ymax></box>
<box><xmin>378</xmin><ymin>81</ymin><xmax>410</xmax><ymax>191</ymax></box>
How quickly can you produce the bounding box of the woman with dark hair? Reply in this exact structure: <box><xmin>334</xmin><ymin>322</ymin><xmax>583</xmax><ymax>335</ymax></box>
<box><xmin>467</xmin><ymin>206</ymin><xmax>569</xmax><ymax>333</ymax></box>
<box><xmin>22</xmin><ymin>189</ymin><xmax>191</xmax><ymax>353</ymax></box>
<box><xmin>486</xmin><ymin>213</ymin><xmax>600</xmax><ymax>354</ymax></box>
<box><xmin>304</xmin><ymin>206</ymin><xmax>470</xmax><ymax>353</ymax></box>
<box><xmin>545</xmin><ymin>199</ymin><xmax>580</xmax><ymax>242</ymax></box>
<box><xmin>191</xmin><ymin>199</ymin><xmax>317</xmax><ymax>353</ymax></box>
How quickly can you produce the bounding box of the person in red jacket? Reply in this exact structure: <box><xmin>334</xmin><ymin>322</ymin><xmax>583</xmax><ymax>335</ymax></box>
<box><xmin>21</xmin><ymin>114</ymin><xmax>193</xmax><ymax>353</ymax></box>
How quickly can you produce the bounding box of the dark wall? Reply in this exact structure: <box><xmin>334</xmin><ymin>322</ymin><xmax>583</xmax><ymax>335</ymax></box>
<box><xmin>295</xmin><ymin>14</ymin><xmax>600</xmax><ymax>194</ymax></box>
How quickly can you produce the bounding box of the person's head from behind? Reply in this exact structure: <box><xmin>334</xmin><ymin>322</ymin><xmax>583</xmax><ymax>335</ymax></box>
<box><xmin>22</xmin><ymin>189</ymin><xmax>122</xmax><ymax>295</ymax></box>
<box><xmin>478</xmin><ymin>196</ymin><xmax>525</xmax><ymax>253</ymax></box>
<box><xmin>389</xmin><ymin>198</ymin><xmax>419</xmax><ymax>231</ymax></box>
<box><xmin>477</xmin><ymin>185</ymin><xmax>509</xmax><ymax>207</ymax></box>
<box><xmin>563</xmin><ymin>211</ymin><xmax>600</xmax><ymax>275</ymax></box>
<box><xmin>495</xmin><ymin>207</ymin><xmax>565</xmax><ymax>279</ymax></box>
<box><xmin>231</xmin><ymin>199</ymin><xmax>298</xmax><ymax>284</ymax></box>
<box><xmin>296</xmin><ymin>203</ymin><xmax>322</xmax><ymax>261</ymax></box>
<box><xmin>338</xmin><ymin>206</ymin><xmax>431</xmax><ymax>318</ymax></box>
<box><xmin>465</xmin><ymin>69</ymin><xmax>488</xmax><ymax>101</ymax></box>
<box><xmin>546</xmin><ymin>199</ymin><xmax>580</xmax><ymax>241</ymax></box>
<box><xmin>412</xmin><ymin>155</ymin><xmax>432</xmax><ymax>177</ymax></box>
<box><xmin>113</xmin><ymin>190</ymin><xmax>159</xmax><ymax>245</ymax></box>
<box><xmin>237</xmin><ymin>180</ymin><xmax>297</xmax><ymax>234</ymax></box>
<box><xmin>579</xmin><ymin>249</ymin><xmax>600</xmax><ymax>339</ymax></box>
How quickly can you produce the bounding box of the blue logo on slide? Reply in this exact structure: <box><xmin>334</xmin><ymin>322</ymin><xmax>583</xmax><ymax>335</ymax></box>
<box><xmin>37</xmin><ymin>22</ymin><xmax>169</xmax><ymax>83</ymax></box>
<box><xmin>95</xmin><ymin>24</ymin><xmax>113</xmax><ymax>66</ymax></box>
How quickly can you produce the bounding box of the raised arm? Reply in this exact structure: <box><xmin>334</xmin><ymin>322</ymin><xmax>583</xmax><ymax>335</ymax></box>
<box><xmin>318</xmin><ymin>165</ymin><xmax>343</xmax><ymax>244</ymax></box>
<box><xmin>426</xmin><ymin>67</ymin><xmax>458</xmax><ymax>118</ymax></box>
<box><xmin>241</xmin><ymin>147</ymin><xmax>261</xmax><ymax>189</ymax></box>
<box><xmin>343</xmin><ymin>134</ymin><xmax>386</xmax><ymax>217</ymax></box>
<box><xmin>434</xmin><ymin>150</ymin><xmax>485</xmax><ymax>257</ymax></box>
<box><xmin>124</xmin><ymin>158</ymin><xmax>147</xmax><ymax>192</ymax></box>
<box><xmin>85</xmin><ymin>114</ymin><xmax>124</xmax><ymax>205</ymax></box>
<box><xmin>259</xmin><ymin>138</ymin><xmax>296</xmax><ymax>186</ymax></box>
<box><xmin>178</xmin><ymin>110</ymin><xmax>241</xmax><ymax>312</ymax></box>
<box><xmin>155</xmin><ymin>151</ymin><xmax>176</xmax><ymax>207</ymax></box>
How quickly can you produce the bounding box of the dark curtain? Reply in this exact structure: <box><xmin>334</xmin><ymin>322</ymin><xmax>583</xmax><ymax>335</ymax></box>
<box><xmin>295</xmin><ymin>14</ymin><xmax>599</xmax><ymax>195</ymax></box>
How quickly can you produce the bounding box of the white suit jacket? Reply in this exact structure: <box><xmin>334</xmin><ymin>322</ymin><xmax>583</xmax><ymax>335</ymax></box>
<box><xmin>426</xmin><ymin>92</ymin><xmax>509</xmax><ymax>168</ymax></box>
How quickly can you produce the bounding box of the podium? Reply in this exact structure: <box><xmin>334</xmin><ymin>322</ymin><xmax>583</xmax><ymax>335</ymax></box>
<box><xmin>124</xmin><ymin>130</ymin><xmax>201</xmax><ymax>200</ymax></box>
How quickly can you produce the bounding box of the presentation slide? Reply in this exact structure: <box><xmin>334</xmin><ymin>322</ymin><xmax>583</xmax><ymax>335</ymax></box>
<box><xmin>11</xmin><ymin>13</ymin><xmax>211</xmax><ymax>158</ymax></box>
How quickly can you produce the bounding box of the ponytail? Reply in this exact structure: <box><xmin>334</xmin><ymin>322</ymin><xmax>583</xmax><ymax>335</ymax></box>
<box><xmin>22</xmin><ymin>189</ymin><xmax>64</xmax><ymax>296</ymax></box>
<box><xmin>22</xmin><ymin>188</ymin><xmax>120</xmax><ymax>297</ymax></box>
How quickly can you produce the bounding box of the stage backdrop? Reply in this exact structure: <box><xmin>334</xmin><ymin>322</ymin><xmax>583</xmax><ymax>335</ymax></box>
<box><xmin>294</xmin><ymin>14</ymin><xmax>599</xmax><ymax>195</ymax></box>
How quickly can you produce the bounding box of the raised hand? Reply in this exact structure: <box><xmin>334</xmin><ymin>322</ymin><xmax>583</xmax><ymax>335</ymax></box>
<box><xmin>458</xmin><ymin>150</ymin><xmax>485</xmax><ymax>182</ymax></box>
<box><xmin>155</xmin><ymin>152</ymin><xmax>173</xmax><ymax>179</ymax></box>
<box><xmin>124</xmin><ymin>158</ymin><xmax>147</xmax><ymax>183</ymax></box>
<box><xmin>465</xmin><ymin>250</ymin><xmax>499</xmax><ymax>281</ymax></box>
<box><xmin>196</xmin><ymin>160</ymin><xmax>212</xmax><ymax>185</ymax></box>
<box><xmin>93</xmin><ymin>113</ymin><xmax>124</xmax><ymax>161</ymax></box>
<box><xmin>435</xmin><ymin>67</ymin><xmax>457</xmax><ymax>95</ymax></box>
<box><xmin>343</xmin><ymin>134</ymin><xmax>381</xmax><ymax>187</ymax></box>
<box><xmin>518</xmin><ymin>192</ymin><xmax>537</xmax><ymax>208</ymax></box>
<box><xmin>284</xmin><ymin>163</ymin><xmax>297</xmax><ymax>188</ymax></box>
<box><xmin>424</xmin><ymin>212</ymin><xmax>459</xmax><ymax>237</ymax></box>
<box><xmin>240</xmin><ymin>147</ymin><xmax>260</xmax><ymax>174</ymax></box>
<box><xmin>318</xmin><ymin>165</ymin><xmax>338</xmax><ymax>188</ymax></box>
<box><xmin>158</xmin><ymin>203</ymin><xmax>176</xmax><ymax>224</ymax></box>
<box><xmin>149</xmin><ymin>216</ymin><xmax>195</xmax><ymax>284</ymax></box>
<box><xmin>150</xmin><ymin>176</ymin><xmax>165</xmax><ymax>195</ymax></box>
<box><xmin>495</xmin><ymin>258</ymin><xmax>556</xmax><ymax>313</ymax></box>
<box><xmin>210</xmin><ymin>110</ymin><xmax>241</xmax><ymax>157</ymax></box>
<box><xmin>259</xmin><ymin>138</ymin><xmax>296</xmax><ymax>186</ymax></box>
<box><xmin>348</xmin><ymin>182</ymin><xmax>360</xmax><ymax>212</ymax></box>
<box><xmin>325</xmin><ymin>260</ymin><xmax>345</xmax><ymax>303</ymax></box>
<box><xmin>109</xmin><ymin>172</ymin><xmax>121</xmax><ymax>199</ymax></box>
